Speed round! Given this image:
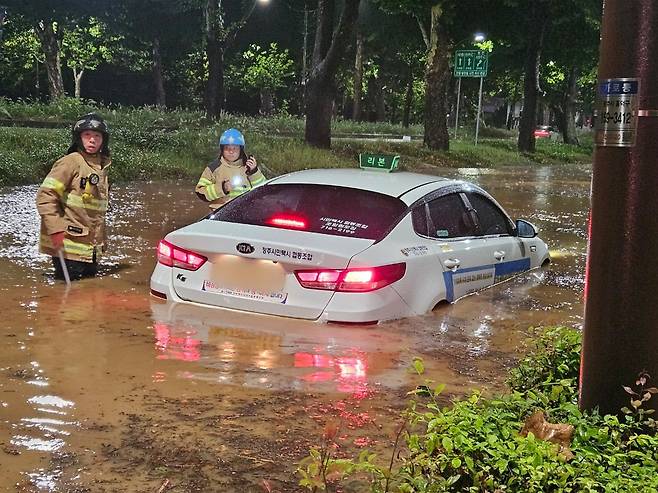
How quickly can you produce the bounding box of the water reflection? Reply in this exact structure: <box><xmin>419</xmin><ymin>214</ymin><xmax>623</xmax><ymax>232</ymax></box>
<box><xmin>150</xmin><ymin>300</ymin><xmax>398</xmax><ymax>396</ymax></box>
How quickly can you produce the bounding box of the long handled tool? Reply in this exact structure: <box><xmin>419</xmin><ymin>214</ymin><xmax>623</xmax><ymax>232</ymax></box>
<box><xmin>57</xmin><ymin>249</ymin><xmax>71</xmax><ymax>286</ymax></box>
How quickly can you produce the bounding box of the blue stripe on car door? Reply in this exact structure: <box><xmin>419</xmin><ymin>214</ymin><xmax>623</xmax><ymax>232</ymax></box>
<box><xmin>442</xmin><ymin>257</ymin><xmax>531</xmax><ymax>302</ymax></box>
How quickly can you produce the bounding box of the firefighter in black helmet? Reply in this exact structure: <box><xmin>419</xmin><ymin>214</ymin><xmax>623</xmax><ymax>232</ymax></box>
<box><xmin>36</xmin><ymin>113</ymin><xmax>112</xmax><ymax>280</ymax></box>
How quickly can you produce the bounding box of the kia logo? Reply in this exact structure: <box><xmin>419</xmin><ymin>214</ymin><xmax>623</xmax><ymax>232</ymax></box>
<box><xmin>236</xmin><ymin>242</ymin><xmax>255</xmax><ymax>254</ymax></box>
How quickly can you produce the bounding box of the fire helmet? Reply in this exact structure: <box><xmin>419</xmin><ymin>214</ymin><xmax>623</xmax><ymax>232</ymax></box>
<box><xmin>68</xmin><ymin>113</ymin><xmax>111</xmax><ymax>156</ymax></box>
<box><xmin>219</xmin><ymin>128</ymin><xmax>245</xmax><ymax>147</ymax></box>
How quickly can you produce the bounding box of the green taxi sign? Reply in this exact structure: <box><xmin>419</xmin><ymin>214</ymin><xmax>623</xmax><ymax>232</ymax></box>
<box><xmin>359</xmin><ymin>153</ymin><xmax>400</xmax><ymax>172</ymax></box>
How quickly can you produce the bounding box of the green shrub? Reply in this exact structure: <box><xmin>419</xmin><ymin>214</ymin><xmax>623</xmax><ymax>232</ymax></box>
<box><xmin>0</xmin><ymin>101</ymin><xmax>593</xmax><ymax>186</ymax></box>
<box><xmin>298</xmin><ymin>327</ymin><xmax>658</xmax><ymax>493</ymax></box>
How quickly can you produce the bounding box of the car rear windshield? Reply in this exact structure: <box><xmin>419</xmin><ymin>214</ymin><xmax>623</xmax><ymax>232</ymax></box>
<box><xmin>211</xmin><ymin>183</ymin><xmax>407</xmax><ymax>240</ymax></box>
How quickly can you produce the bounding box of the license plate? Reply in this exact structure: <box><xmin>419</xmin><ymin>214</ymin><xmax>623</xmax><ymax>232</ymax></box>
<box><xmin>209</xmin><ymin>255</ymin><xmax>285</xmax><ymax>292</ymax></box>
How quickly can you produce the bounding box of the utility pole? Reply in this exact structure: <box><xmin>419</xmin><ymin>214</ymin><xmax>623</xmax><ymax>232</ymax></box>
<box><xmin>580</xmin><ymin>0</ymin><xmax>658</xmax><ymax>414</ymax></box>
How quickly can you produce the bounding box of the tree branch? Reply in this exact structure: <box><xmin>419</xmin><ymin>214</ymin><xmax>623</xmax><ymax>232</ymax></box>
<box><xmin>414</xmin><ymin>12</ymin><xmax>430</xmax><ymax>50</ymax></box>
<box><xmin>310</xmin><ymin>0</ymin><xmax>360</xmax><ymax>82</ymax></box>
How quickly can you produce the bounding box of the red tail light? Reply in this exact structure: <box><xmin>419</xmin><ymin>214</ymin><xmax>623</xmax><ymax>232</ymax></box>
<box><xmin>295</xmin><ymin>263</ymin><xmax>406</xmax><ymax>292</ymax></box>
<box><xmin>157</xmin><ymin>240</ymin><xmax>207</xmax><ymax>271</ymax></box>
<box><xmin>266</xmin><ymin>214</ymin><xmax>307</xmax><ymax>230</ymax></box>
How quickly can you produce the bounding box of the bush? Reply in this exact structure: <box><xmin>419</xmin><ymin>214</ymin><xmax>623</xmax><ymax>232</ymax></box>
<box><xmin>298</xmin><ymin>327</ymin><xmax>658</xmax><ymax>493</ymax></box>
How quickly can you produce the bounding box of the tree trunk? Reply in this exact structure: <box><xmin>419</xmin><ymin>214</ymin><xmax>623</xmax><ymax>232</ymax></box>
<box><xmin>35</xmin><ymin>21</ymin><xmax>65</xmax><ymax>100</ymax></box>
<box><xmin>518</xmin><ymin>1</ymin><xmax>549</xmax><ymax>153</ymax></box>
<box><xmin>304</xmin><ymin>0</ymin><xmax>361</xmax><ymax>149</ymax></box>
<box><xmin>73</xmin><ymin>68</ymin><xmax>84</xmax><ymax>99</ymax></box>
<box><xmin>301</xmin><ymin>4</ymin><xmax>310</xmax><ymax>108</ymax></box>
<box><xmin>352</xmin><ymin>29</ymin><xmax>364</xmax><ymax>121</ymax></box>
<box><xmin>561</xmin><ymin>66</ymin><xmax>579</xmax><ymax>145</ymax></box>
<box><xmin>204</xmin><ymin>0</ymin><xmax>225</xmax><ymax>118</ymax></box>
<box><xmin>423</xmin><ymin>5</ymin><xmax>451</xmax><ymax>151</ymax></box>
<box><xmin>402</xmin><ymin>64</ymin><xmax>414</xmax><ymax>128</ymax></box>
<box><xmin>259</xmin><ymin>89</ymin><xmax>274</xmax><ymax>115</ymax></box>
<box><xmin>305</xmin><ymin>77</ymin><xmax>335</xmax><ymax>147</ymax></box>
<box><xmin>35</xmin><ymin>60</ymin><xmax>40</xmax><ymax>99</ymax></box>
<box><xmin>152</xmin><ymin>37</ymin><xmax>167</xmax><ymax>108</ymax></box>
<box><xmin>370</xmin><ymin>75</ymin><xmax>386</xmax><ymax>122</ymax></box>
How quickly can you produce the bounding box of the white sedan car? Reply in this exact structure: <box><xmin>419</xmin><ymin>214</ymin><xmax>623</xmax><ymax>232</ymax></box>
<box><xmin>150</xmin><ymin>168</ymin><xmax>549</xmax><ymax>324</ymax></box>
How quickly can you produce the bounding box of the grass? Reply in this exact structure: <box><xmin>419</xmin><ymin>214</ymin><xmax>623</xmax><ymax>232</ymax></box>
<box><xmin>0</xmin><ymin>99</ymin><xmax>594</xmax><ymax>186</ymax></box>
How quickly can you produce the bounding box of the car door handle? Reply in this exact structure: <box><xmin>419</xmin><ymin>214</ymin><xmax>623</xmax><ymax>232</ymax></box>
<box><xmin>443</xmin><ymin>258</ymin><xmax>460</xmax><ymax>270</ymax></box>
<box><xmin>494</xmin><ymin>250</ymin><xmax>506</xmax><ymax>261</ymax></box>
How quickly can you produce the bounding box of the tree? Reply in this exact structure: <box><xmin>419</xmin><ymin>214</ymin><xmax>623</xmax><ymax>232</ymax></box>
<box><xmin>0</xmin><ymin>15</ymin><xmax>44</xmax><ymax>98</ymax></box>
<box><xmin>487</xmin><ymin>0</ymin><xmax>600</xmax><ymax>151</ymax></box>
<box><xmin>61</xmin><ymin>18</ymin><xmax>113</xmax><ymax>98</ymax></box>
<box><xmin>375</xmin><ymin>0</ymin><xmax>474</xmax><ymax>150</ymax></box>
<box><xmin>305</xmin><ymin>0</ymin><xmax>361</xmax><ymax>149</ymax></box>
<box><xmin>540</xmin><ymin>0</ymin><xmax>601</xmax><ymax>144</ymax></box>
<box><xmin>229</xmin><ymin>42</ymin><xmax>294</xmax><ymax>114</ymax></box>
<box><xmin>2</xmin><ymin>0</ymin><xmax>90</xmax><ymax>99</ymax></box>
<box><xmin>112</xmin><ymin>0</ymin><xmax>201</xmax><ymax>108</ymax></box>
<box><xmin>203</xmin><ymin>0</ymin><xmax>265</xmax><ymax>118</ymax></box>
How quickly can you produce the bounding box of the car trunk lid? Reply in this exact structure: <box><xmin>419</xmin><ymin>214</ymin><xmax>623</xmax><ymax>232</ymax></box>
<box><xmin>166</xmin><ymin>220</ymin><xmax>374</xmax><ymax>319</ymax></box>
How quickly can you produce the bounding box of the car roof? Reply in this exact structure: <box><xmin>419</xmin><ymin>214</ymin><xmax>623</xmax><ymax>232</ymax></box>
<box><xmin>266</xmin><ymin>168</ymin><xmax>462</xmax><ymax>199</ymax></box>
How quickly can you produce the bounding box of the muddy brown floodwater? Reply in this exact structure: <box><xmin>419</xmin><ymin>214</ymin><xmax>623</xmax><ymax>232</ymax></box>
<box><xmin>0</xmin><ymin>165</ymin><xmax>590</xmax><ymax>492</ymax></box>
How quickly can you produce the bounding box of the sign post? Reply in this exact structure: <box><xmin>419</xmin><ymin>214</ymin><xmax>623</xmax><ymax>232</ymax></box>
<box><xmin>453</xmin><ymin>50</ymin><xmax>489</xmax><ymax>144</ymax></box>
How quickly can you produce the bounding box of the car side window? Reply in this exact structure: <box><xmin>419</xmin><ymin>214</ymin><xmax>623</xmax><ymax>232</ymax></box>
<box><xmin>411</xmin><ymin>205</ymin><xmax>429</xmax><ymax>237</ymax></box>
<box><xmin>423</xmin><ymin>194</ymin><xmax>476</xmax><ymax>239</ymax></box>
<box><xmin>466</xmin><ymin>193</ymin><xmax>512</xmax><ymax>236</ymax></box>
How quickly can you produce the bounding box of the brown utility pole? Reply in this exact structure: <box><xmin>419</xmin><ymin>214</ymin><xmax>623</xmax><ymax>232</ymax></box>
<box><xmin>580</xmin><ymin>0</ymin><xmax>658</xmax><ymax>414</ymax></box>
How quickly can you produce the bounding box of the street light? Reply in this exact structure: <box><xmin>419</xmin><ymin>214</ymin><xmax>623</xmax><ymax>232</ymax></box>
<box><xmin>454</xmin><ymin>32</ymin><xmax>487</xmax><ymax>141</ymax></box>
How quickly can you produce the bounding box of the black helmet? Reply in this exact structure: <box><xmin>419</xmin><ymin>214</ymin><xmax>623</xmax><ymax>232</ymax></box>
<box><xmin>68</xmin><ymin>113</ymin><xmax>111</xmax><ymax>156</ymax></box>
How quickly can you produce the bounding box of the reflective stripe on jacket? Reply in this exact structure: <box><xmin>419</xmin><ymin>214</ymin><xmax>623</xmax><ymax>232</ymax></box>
<box><xmin>36</xmin><ymin>151</ymin><xmax>111</xmax><ymax>263</ymax></box>
<box><xmin>195</xmin><ymin>156</ymin><xmax>266</xmax><ymax>208</ymax></box>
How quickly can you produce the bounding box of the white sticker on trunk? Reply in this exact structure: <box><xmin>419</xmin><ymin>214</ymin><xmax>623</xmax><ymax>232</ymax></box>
<box><xmin>202</xmin><ymin>280</ymin><xmax>288</xmax><ymax>304</ymax></box>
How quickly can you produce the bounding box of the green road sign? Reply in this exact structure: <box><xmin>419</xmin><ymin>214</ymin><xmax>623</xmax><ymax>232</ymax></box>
<box><xmin>454</xmin><ymin>50</ymin><xmax>488</xmax><ymax>77</ymax></box>
<box><xmin>359</xmin><ymin>153</ymin><xmax>399</xmax><ymax>172</ymax></box>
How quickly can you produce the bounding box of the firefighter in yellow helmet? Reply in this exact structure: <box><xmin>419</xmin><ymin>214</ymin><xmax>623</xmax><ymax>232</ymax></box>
<box><xmin>195</xmin><ymin>128</ymin><xmax>266</xmax><ymax>209</ymax></box>
<box><xmin>36</xmin><ymin>113</ymin><xmax>111</xmax><ymax>280</ymax></box>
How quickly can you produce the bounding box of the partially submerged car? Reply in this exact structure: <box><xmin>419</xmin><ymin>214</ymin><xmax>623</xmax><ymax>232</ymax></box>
<box><xmin>150</xmin><ymin>168</ymin><xmax>549</xmax><ymax>324</ymax></box>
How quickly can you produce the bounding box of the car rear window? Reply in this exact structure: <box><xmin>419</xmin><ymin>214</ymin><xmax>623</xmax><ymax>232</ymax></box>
<box><xmin>211</xmin><ymin>183</ymin><xmax>407</xmax><ymax>240</ymax></box>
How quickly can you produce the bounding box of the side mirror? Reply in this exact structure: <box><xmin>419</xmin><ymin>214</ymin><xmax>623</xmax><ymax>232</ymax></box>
<box><xmin>516</xmin><ymin>219</ymin><xmax>538</xmax><ymax>238</ymax></box>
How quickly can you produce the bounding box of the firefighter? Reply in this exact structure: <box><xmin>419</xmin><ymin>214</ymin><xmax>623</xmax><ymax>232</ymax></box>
<box><xmin>36</xmin><ymin>113</ymin><xmax>111</xmax><ymax>280</ymax></box>
<box><xmin>195</xmin><ymin>128</ymin><xmax>266</xmax><ymax>209</ymax></box>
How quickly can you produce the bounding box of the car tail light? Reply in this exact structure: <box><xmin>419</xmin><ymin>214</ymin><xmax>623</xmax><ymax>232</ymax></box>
<box><xmin>295</xmin><ymin>263</ymin><xmax>406</xmax><ymax>292</ymax></box>
<box><xmin>157</xmin><ymin>240</ymin><xmax>207</xmax><ymax>271</ymax></box>
<box><xmin>266</xmin><ymin>214</ymin><xmax>307</xmax><ymax>230</ymax></box>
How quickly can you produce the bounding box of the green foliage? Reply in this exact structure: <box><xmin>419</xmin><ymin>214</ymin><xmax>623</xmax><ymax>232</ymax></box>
<box><xmin>0</xmin><ymin>102</ymin><xmax>593</xmax><ymax>187</ymax></box>
<box><xmin>298</xmin><ymin>327</ymin><xmax>658</xmax><ymax>492</ymax></box>
<box><xmin>0</xmin><ymin>16</ymin><xmax>43</xmax><ymax>96</ymax></box>
<box><xmin>62</xmin><ymin>17</ymin><xmax>114</xmax><ymax>76</ymax></box>
<box><xmin>230</xmin><ymin>43</ymin><xmax>294</xmax><ymax>93</ymax></box>
<box><xmin>507</xmin><ymin>326</ymin><xmax>582</xmax><ymax>408</ymax></box>
<box><xmin>621</xmin><ymin>371</ymin><xmax>658</xmax><ymax>432</ymax></box>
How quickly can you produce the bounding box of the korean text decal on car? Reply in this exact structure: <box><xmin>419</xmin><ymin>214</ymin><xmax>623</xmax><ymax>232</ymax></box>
<box><xmin>442</xmin><ymin>257</ymin><xmax>531</xmax><ymax>302</ymax></box>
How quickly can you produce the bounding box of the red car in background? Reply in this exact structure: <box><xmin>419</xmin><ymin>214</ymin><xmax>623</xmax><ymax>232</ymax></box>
<box><xmin>534</xmin><ymin>125</ymin><xmax>554</xmax><ymax>139</ymax></box>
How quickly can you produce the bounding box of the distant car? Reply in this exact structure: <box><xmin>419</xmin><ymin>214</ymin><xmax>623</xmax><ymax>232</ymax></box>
<box><xmin>150</xmin><ymin>169</ymin><xmax>550</xmax><ymax>324</ymax></box>
<box><xmin>534</xmin><ymin>125</ymin><xmax>554</xmax><ymax>139</ymax></box>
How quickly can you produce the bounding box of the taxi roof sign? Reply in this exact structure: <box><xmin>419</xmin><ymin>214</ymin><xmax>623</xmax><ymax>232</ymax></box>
<box><xmin>359</xmin><ymin>153</ymin><xmax>400</xmax><ymax>172</ymax></box>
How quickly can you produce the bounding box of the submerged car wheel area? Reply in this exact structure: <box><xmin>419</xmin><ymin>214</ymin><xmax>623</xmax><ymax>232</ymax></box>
<box><xmin>151</xmin><ymin>168</ymin><xmax>550</xmax><ymax>324</ymax></box>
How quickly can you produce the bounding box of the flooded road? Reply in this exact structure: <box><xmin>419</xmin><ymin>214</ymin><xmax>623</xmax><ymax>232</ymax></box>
<box><xmin>0</xmin><ymin>165</ymin><xmax>590</xmax><ymax>492</ymax></box>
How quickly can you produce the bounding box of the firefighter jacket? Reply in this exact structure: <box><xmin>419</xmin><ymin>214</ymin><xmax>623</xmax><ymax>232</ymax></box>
<box><xmin>195</xmin><ymin>156</ymin><xmax>266</xmax><ymax>209</ymax></box>
<box><xmin>36</xmin><ymin>151</ymin><xmax>111</xmax><ymax>263</ymax></box>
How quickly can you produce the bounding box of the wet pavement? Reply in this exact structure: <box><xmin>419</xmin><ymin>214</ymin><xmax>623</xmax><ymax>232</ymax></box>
<box><xmin>0</xmin><ymin>165</ymin><xmax>590</xmax><ymax>492</ymax></box>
